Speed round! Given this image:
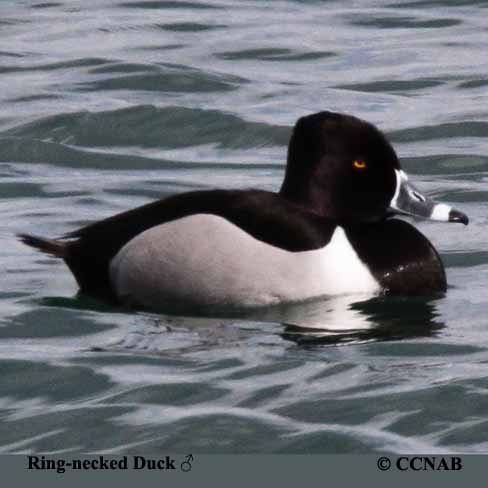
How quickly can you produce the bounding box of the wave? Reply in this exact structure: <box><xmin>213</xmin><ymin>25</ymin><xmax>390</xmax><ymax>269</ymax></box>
<box><xmin>2</xmin><ymin>105</ymin><xmax>290</xmax><ymax>150</ymax></box>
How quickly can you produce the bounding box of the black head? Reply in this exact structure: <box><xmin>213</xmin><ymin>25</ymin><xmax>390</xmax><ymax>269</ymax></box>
<box><xmin>280</xmin><ymin>111</ymin><xmax>399</xmax><ymax>222</ymax></box>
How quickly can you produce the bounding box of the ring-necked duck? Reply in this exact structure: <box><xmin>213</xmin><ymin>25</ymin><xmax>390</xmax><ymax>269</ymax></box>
<box><xmin>19</xmin><ymin>111</ymin><xmax>468</xmax><ymax>310</ymax></box>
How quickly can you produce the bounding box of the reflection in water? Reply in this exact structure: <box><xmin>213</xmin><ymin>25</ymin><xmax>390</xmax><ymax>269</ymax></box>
<box><xmin>259</xmin><ymin>295</ymin><xmax>378</xmax><ymax>331</ymax></box>
<box><xmin>278</xmin><ymin>294</ymin><xmax>444</xmax><ymax>346</ymax></box>
<box><xmin>92</xmin><ymin>293</ymin><xmax>445</xmax><ymax>352</ymax></box>
<box><xmin>38</xmin><ymin>291</ymin><xmax>445</xmax><ymax>349</ymax></box>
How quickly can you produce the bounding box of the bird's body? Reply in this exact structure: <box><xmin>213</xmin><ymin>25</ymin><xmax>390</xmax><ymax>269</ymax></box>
<box><xmin>19</xmin><ymin>111</ymin><xmax>467</xmax><ymax>311</ymax></box>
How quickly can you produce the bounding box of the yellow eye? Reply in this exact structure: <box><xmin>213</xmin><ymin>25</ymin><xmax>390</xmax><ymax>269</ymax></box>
<box><xmin>353</xmin><ymin>159</ymin><xmax>367</xmax><ymax>170</ymax></box>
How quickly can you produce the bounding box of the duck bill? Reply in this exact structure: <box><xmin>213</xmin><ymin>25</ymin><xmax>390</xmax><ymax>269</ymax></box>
<box><xmin>389</xmin><ymin>170</ymin><xmax>468</xmax><ymax>225</ymax></box>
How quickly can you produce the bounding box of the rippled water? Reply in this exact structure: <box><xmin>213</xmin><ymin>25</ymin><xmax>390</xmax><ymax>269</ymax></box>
<box><xmin>1</xmin><ymin>0</ymin><xmax>488</xmax><ymax>453</ymax></box>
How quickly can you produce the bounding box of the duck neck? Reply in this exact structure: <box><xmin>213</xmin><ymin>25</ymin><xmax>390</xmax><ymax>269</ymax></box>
<box><xmin>279</xmin><ymin>179</ymin><xmax>335</xmax><ymax>219</ymax></box>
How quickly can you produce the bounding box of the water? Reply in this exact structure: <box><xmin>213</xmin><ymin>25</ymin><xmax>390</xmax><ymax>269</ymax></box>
<box><xmin>1</xmin><ymin>0</ymin><xmax>488</xmax><ymax>453</ymax></box>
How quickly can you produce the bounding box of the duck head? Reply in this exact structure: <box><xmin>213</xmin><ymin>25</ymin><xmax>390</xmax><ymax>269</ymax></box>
<box><xmin>280</xmin><ymin>111</ymin><xmax>468</xmax><ymax>225</ymax></box>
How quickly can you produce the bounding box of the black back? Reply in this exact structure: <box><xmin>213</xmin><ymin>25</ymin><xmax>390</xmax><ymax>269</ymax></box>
<box><xmin>63</xmin><ymin>189</ymin><xmax>336</xmax><ymax>297</ymax></box>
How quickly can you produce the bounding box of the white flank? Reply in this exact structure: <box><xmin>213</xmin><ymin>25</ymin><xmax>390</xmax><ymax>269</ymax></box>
<box><xmin>110</xmin><ymin>215</ymin><xmax>380</xmax><ymax>309</ymax></box>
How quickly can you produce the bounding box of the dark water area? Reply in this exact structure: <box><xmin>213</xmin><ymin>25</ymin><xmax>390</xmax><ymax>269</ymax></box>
<box><xmin>1</xmin><ymin>0</ymin><xmax>488</xmax><ymax>453</ymax></box>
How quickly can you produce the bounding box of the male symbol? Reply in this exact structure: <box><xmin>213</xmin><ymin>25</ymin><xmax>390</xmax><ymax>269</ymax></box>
<box><xmin>181</xmin><ymin>454</ymin><xmax>194</xmax><ymax>472</ymax></box>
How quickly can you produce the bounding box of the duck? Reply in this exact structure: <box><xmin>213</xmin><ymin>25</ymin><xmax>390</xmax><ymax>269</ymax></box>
<box><xmin>19</xmin><ymin>111</ymin><xmax>468</xmax><ymax>311</ymax></box>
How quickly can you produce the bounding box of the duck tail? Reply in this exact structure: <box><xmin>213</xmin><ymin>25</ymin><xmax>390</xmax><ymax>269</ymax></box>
<box><xmin>17</xmin><ymin>233</ymin><xmax>67</xmax><ymax>259</ymax></box>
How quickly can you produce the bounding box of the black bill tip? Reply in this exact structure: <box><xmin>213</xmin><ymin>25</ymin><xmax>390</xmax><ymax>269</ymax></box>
<box><xmin>448</xmin><ymin>209</ymin><xmax>469</xmax><ymax>226</ymax></box>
